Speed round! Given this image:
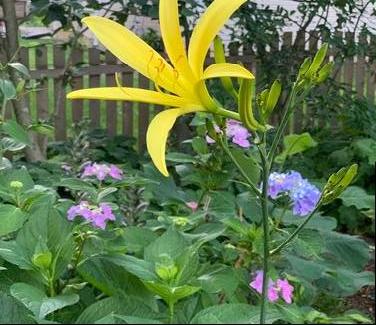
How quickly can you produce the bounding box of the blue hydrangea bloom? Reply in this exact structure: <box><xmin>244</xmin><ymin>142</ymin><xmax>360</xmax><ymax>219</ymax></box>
<box><xmin>267</xmin><ymin>171</ymin><xmax>321</xmax><ymax>216</ymax></box>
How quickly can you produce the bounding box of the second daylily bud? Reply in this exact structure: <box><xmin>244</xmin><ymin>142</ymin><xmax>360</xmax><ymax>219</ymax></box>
<box><xmin>214</xmin><ymin>37</ymin><xmax>238</xmax><ymax>99</ymax></box>
<box><xmin>297</xmin><ymin>57</ymin><xmax>312</xmax><ymax>80</ymax></box>
<box><xmin>322</xmin><ymin>164</ymin><xmax>358</xmax><ymax>204</ymax></box>
<box><xmin>316</xmin><ymin>62</ymin><xmax>334</xmax><ymax>84</ymax></box>
<box><xmin>263</xmin><ymin>79</ymin><xmax>281</xmax><ymax>119</ymax></box>
<box><xmin>239</xmin><ymin>79</ymin><xmax>266</xmax><ymax>132</ymax></box>
<box><xmin>206</xmin><ymin>119</ymin><xmax>219</xmax><ymax>142</ymax></box>
<box><xmin>305</xmin><ymin>43</ymin><xmax>329</xmax><ymax>79</ymax></box>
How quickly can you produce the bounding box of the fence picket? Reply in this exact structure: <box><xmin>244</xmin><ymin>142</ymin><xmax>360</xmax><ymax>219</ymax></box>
<box><xmin>88</xmin><ymin>48</ymin><xmax>101</xmax><ymax>129</ymax></box>
<box><xmin>71</xmin><ymin>49</ymin><xmax>84</xmax><ymax>124</ymax></box>
<box><xmin>53</xmin><ymin>46</ymin><xmax>66</xmax><ymax>140</ymax></box>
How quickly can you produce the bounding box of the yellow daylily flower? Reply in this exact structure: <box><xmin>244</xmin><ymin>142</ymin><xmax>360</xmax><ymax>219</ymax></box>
<box><xmin>67</xmin><ymin>0</ymin><xmax>254</xmax><ymax>176</ymax></box>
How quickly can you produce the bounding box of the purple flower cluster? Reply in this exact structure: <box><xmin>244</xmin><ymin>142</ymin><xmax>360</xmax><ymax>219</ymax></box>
<box><xmin>268</xmin><ymin>171</ymin><xmax>321</xmax><ymax>216</ymax></box>
<box><xmin>250</xmin><ymin>270</ymin><xmax>294</xmax><ymax>304</ymax></box>
<box><xmin>67</xmin><ymin>201</ymin><xmax>115</xmax><ymax>229</ymax></box>
<box><xmin>81</xmin><ymin>163</ymin><xmax>123</xmax><ymax>181</ymax></box>
<box><xmin>206</xmin><ymin>119</ymin><xmax>251</xmax><ymax>148</ymax></box>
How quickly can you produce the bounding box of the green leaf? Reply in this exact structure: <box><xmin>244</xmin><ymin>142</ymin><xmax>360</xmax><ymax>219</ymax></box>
<box><xmin>230</xmin><ymin>147</ymin><xmax>261</xmax><ymax>185</ymax></box>
<box><xmin>8</xmin><ymin>63</ymin><xmax>30</xmax><ymax>78</ymax></box>
<box><xmin>322</xmin><ymin>164</ymin><xmax>358</xmax><ymax>204</ymax></box>
<box><xmin>0</xmin><ymin>204</ymin><xmax>27</xmax><ymax>236</ymax></box>
<box><xmin>57</xmin><ymin>178</ymin><xmax>97</xmax><ymax>197</ymax></box>
<box><xmin>105</xmin><ymin>255</ymin><xmax>158</xmax><ymax>281</ymax></box>
<box><xmin>144</xmin><ymin>227</ymin><xmax>188</xmax><ymax>263</ymax></box>
<box><xmin>192</xmin><ymin>137</ymin><xmax>209</xmax><ymax>155</ymax></box>
<box><xmin>76</xmin><ymin>296</ymin><xmax>160</xmax><ymax>324</ymax></box>
<box><xmin>0</xmin><ymin>79</ymin><xmax>16</xmax><ymax>100</ymax></box>
<box><xmin>0</xmin><ymin>137</ymin><xmax>26</xmax><ymax>152</ymax></box>
<box><xmin>28</xmin><ymin>123</ymin><xmax>55</xmax><ymax>137</ymax></box>
<box><xmin>166</xmin><ymin>152</ymin><xmax>197</xmax><ymax>163</ymax></box>
<box><xmin>275</xmin><ymin>132</ymin><xmax>317</xmax><ymax>163</ymax></box>
<box><xmin>236</xmin><ymin>192</ymin><xmax>262</xmax><ymax>223</ymax></box>
<box><xmin>321</xmin><ymin>231</ymin><xmax>370</xmax><ymax>271</ymax></box>
<box><xmin>339</xmin><ymin>186</ymin><xmax>375</xmax><ymax>210</ymax></box>
<box><xmin>113</xmin><ymin>315</ymin><xmax>163</xmax><ymax>324</ymax></box>
<box><xmin>1</xmin><ymin>120</ymin><xmax>31</xmax><ymax>146</ymax></box>
<box><xmin>97</xmin><ymin>187</ymin><xmax>118</xmax><ymax>202</ymax></box>
<box><xmin>10</xmin><ymin>283</ymin><xmax>79</xmax><ymax>320</ymax></box>
<box><xmin>208</xmin><ymin>191</ymin><xmax>236</xmax><ymax>220</ymax></box>
<box><xmin>0</xmin><ymin>291</ymin><xmax>33</xmax><ymax>324</ymax></box>
<box><xmin>143</xmin><ymin>281</ymin><xmax>200</xmax><ymax>305</ymax></box>
<box><xmin>353</xmin><ymin>138</ymin><xmax>376</xmax><ymax>165</ymax></box>
<box><xmin>0</xmin><ymin>240</ymin><xmax>32</xmax><ymax>269</ymax></box>
<box><xmin>123</xmin><ymin>227</ymin><xmax>158</xmax><ymax>254</ymax></box>
<box><xmin>281</xmin><ymin>210</ymin><xmax>337</xmax><ymax>231</ymax></box>
<box><xmin>190</xmin><ymin>304</ymin><xmax>280</xmax><ymax>324</ymax></box>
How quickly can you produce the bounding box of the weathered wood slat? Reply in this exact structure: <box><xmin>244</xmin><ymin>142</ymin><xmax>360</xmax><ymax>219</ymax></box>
<box><xmin>53</xmin><ymin>46</ymin><xmax>67</xmax><ymax>140</ymax></box>
<box><xmin>122</xmin><ymin>72</ymin><xmax>134</xmax><ymax>137</ymax></box>
<box><xmin>71</xmin><ymin>49</ymin><xmax>84</xmax><ymax>124</ymax></box>
<box><xmin>138</xmin><ymin>74</ymin><xmax>150</xmax><ymax>151</ymax></box>
<box><xmin>88</xmin><ymin>48</ymin><xmax>101</xmax><ymax>128</ymax></box>
<box><xmin>105</xmin><ymin>52</ymin><xmax>117</xmax><ymax>136</ymax></box>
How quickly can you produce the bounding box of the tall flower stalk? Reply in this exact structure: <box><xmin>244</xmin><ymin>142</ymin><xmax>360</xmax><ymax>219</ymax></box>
<box><xmin>67</xmin><ymin>1</ymin><xmax>358</xmax><ymax>323</ymax></box>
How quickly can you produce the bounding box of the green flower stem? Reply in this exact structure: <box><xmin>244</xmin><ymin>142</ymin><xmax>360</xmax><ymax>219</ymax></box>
<box><xmin>168</xmin><ymin>301</ymin><xmax>175</xmax><ymax>324</ymax></box>
<box><xmin>267</xmin><ymin>85</ymin><xmax>297</xmax><ymax>164</ymax></box>
<box><xmin>258</xmin><ymin>140</ymin><xmax>270</xmax><ymax>325</ymax></box>
<box><xmin>216</xmin><ymin>107</ymin><xmax>240</xmax><ymax>120</ymax></box>
<box><xmin>219</xmin><ymin>137</ymin><xmax>261</xmax><ymax>199</ymax></box>
<box><xmin>270</xmin><ymin>202</ymin><xmax>321</xmax><ymax>256</ymax></box>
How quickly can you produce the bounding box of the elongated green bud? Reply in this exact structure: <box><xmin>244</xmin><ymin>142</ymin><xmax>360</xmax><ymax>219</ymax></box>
<box><xmin>305</xmin><ymin>43</ymin><xmax>329</xmax><ymax>79</ymax></box>
<box><xmin>206</xmin><ymin>119</ymin><xmax>219</xmax><ymax>142</ymax></box>
<box><xmin>239</xmin><ymin>79</ymin><xmax>266</xmax><ymax>132</ymax></box>
<box><xmin>316</xmin><ymin>61</ymin><xmax>334</xmax><ymax>84</ymax></box>
<box><xmin>264</xmin><ymin>79</ymin><xmax>281</xmax><ymax>119</ymax></box>
<box><xmin>214</xmin><ymin>37</ymin><xmax>238</xmax><ymax>99</ymax></box>
<box><xmin>298</xmin><ymin>57</ymin><xmax>312</xmax><ymax>80</ymax></box>
<box><xmin>322</xmin><ymin>164</ymin><xmax>358</xmax><ymax>204</ymax></box>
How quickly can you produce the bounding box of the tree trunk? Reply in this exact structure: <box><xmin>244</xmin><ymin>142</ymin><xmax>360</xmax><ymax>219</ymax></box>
<box><xmin>1</xmin><ymin>0</ymin><xmax>45</xmax><ymax>161</ymax></box>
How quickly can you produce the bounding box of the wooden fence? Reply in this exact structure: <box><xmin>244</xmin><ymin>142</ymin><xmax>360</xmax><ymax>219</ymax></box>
<box><xmin>1</xmin><ymin>31</ymin><xmax>375</xmax><ymax>151</ymax></box>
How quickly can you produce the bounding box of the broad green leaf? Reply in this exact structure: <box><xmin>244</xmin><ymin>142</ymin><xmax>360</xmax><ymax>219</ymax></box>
<box><xmin>353</xmin><ymin>138</ymin><xmax>376</xmax><ymax>165</ymax></box>
<box><xmin>208</xmin><ymin>191</ymin><xmax>236</xmax><ymax>220</ymax></box>
<box><xmin>144</xmin><ymin>227</ymin><xmax>188</xmax><ymax>263</ymax></box>
<box><xmin>78</xmin><ymin>255</ymin><xmax>156</xmax><ymax>308</ymax></box>
<box><xmin>166</xmin><ymin>152</ymin><xmax>197</xmax><ymax>163</ymax></box>
<box><xmin>0</xmin><ymin>291</ymin><xmax>33</xmax><ymax>324</ymax></box>
<box><xmin>0</xmin><ymin>204</ymin><xmax>27</xmax><ymax>236</ymax></box>
<box><xmin>281</xmin><ymin>210</ymin><xmax>337</xmax><ymax>231</ymax></box>
<box><xmin>198</xmin><ymin>266</ymin><xmax>240</xmax><ymax>295</ymax></box>
<box><xmin>123</xmin><ymin>226</ymin><xmax>158</xmax><ymax>254</ymax></box>
<box><xmin>236</xmin><ymin>192</ymin><xmax>262</xmax><ymax>223</ymax></box>
<box><xmin>97</xmin><ymin>187</ymin><xmax>118</xmax><ymax>202</ymax></box>
<box><xmin>0</xmin><ymin>79</ymin><xmax>16</xmax><ymax>100</ymax></box>
<box><xmin>276</xmin><ymin>132</ymin><xmax>317</xmax><ymax>163</ymax></box>
<box><xmin>28</xmin><ymin>123</ymin><xmax>55</xmax><ymax>137</ymax></box>
<box><xmin>321</xmin><ymin>231</ymin><xmax>370</xmax><ymax>271</ymax></box>
<box><xmin>10</xmin><ymin>283</ymin><xmax>79</xmax><ymax>320</ymax></box>
<box><xmin>57</xmin><ymin>178</ymin><xmax>97</xmax><ymax>197</ymax></box>
<box><xmin>16</xmin><ymin>204</ymin><xmax>74</xmax><ymax>279</ymax></box>
<box><xmin>143</xmin><ymin>281</ymin><xmax>200</xmax><ymax>304</ymax></box>
<box><xmin>0</xmin><ymin>240</ymin><xmax>32</xmax><ymax>269</ymax></box>
<box><xmin>113</xmin><ymin>315</ymin><xmax>163</xmax><ymax>324</ymax></box>
<box><xmin>0</xmin><ymin>137</ymin><xmax>26</xmax><ymax>152</ymax></box>
<box><xmin>0</xmin><ymin>157</ymin><xmax>12</xmax><ymax>170</ymax></box>
<box><xmin>105</xmin><ymin>255</ymin><xmax>158</xmax><ymax>281</ymax></box>
<box><xmin>1</xmin><ymin>120</ymin><xmax>31</xmax><ymax>146</ymax></box>
<box><xmin>339</xmin><ymin>186</ymin><xmax>374</xmax><ymax>210</ymax></box>
<box><xmin>190</xmin><ymin>304</ymin><xmax>280</xmax><ymax>324</ymax></box>
<box><xmin>76</xmin><ymin>296</ymin><xmax>160</xmax><ymax>324</ymax></box>
<box><xmin>8</xmin><ymin>63</ymin><xmax>30</xmax><ymax>77</ymax></box>
<box><xmin>230</xmin><ymin>147</ymin><xmax>261</xmax><ymax>185</ymax></box>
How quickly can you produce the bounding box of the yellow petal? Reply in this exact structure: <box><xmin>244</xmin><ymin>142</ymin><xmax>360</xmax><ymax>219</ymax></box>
<box><xmin>147</xmin><ymin>107</ymin><xmax>203</xmax><ymax>176</ymax></box>
<box><xmin>202</xmin><ymin>63</ymin><xmax>255</xmax><ymax>80</ymax></box>
<box><xmin>82</xmin><ymin>16</ymin><xmax>187</xmax><ymax>97</ymax></box>
<box><xmin>159</xmin><ymin>0</ymin><xmax>196</xmax><ymax>85</ymax></box>
<box><xmin>67</xmin><ymin>87</ymin><xmax>191</xmax><ymax>107</ymax></box>
<box><xmin>188</xmin><ymin>0</ymin><xmax>246</xmax><ymax>78</ymax></box>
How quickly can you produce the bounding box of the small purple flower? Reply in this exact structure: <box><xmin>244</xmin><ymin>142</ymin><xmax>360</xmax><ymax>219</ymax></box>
<box><xmin>67</xmin><ymin>201</ymin><xmax>115</xmax><ymax>229</ymax></box>
<box><xmin>276</xmin><ymin>279</ymin><xmax>294</xmax><ymax>304</ymax></box>
<box><xmin>81</xmin><ymin>163</ymin><xmax>123</xmax><ymax>181</ymax></box>
<box><xmin>206</xmin><ymin>119</ymin><xmax>252</xmax><ymax>148</ymax></box>
<box><xmin>186</xmin><ymin>201</ymin><xmax>199</xmax><ymax>211</ymax></box>
<box><xmin>267</xmin><ymin>171</ymin><xmax>321</xmax><ymax>216</ymax></box>
<box><xmin>250</xmin><ymin>271</ymin><xmax>294</xmax><ymax>304</ymax></box>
